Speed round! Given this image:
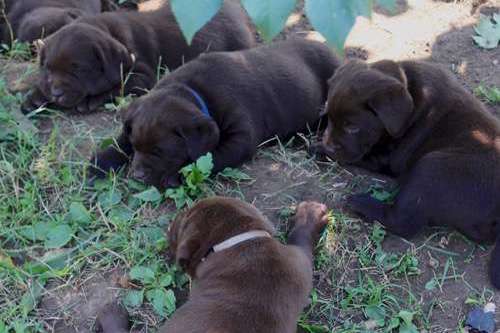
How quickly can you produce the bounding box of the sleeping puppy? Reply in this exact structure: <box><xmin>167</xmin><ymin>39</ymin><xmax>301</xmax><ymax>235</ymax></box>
<box><xmin>1</xmin><ymin>0</ymin><xmax>101</xmax><ymax>43</ymax></box>
<box><xmin>318</xmin><ymin>59</ymin><xmax>500</xmax><ymax>288</ymax></box>
<box><xmin>90</xmin><ymin>38</ymin><xmax>340</xmax><ymax>188</ymax></box>
<box><xmin>21</xmin><ymin>0</ymin><xmax>255</xmax><ymax>114</ymax></box>
<box><xmin>96</xmin><ymin>197</ymin><xmax>329</xmax><ymax>333</ymax></box>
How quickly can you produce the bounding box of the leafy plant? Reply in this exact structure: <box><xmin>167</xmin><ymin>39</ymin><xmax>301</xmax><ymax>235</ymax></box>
<box><xmin>473</xmin><ymin>14</ymin><xmax>500</xmax><ymax>49</ymax></box>
<box><xmin>124</xmin><ymin>265</ymin><xmax>179</xmax><ymax>317</ymax></box>
<box><xmin>165</xmin><ymin>153</ymin><xmax>214</xmax><ymax>208</ymax></box>
<box><xmin>475</xmin><ymin>85</ymin><xmax>500</xmax><ymax>104</ymax></box>
<box><xmin>171</xmin><ymin>0</ymin><xmax>396</xmax><ymax>53</ymax></box>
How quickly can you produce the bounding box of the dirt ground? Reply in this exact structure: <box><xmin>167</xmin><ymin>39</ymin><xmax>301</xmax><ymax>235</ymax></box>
<box><xmin>1</xmin><ymin>0</ymin><xmax>499</xmax><ymax>332</ymax></box>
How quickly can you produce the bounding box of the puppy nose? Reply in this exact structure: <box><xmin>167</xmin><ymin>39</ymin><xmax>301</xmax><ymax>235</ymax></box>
<box><xmin>51</xmin><ymin>86</ymin><xmax>64</xmax><ymax>98</ymax></box>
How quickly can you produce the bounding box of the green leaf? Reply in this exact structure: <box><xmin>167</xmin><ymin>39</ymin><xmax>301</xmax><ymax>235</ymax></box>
<box><xmin>305</xmin><ymin>0</ymin><xmax>372</xmax><ymax>53</ymax></box>
<box><xmin>195</xmin><ymin>152</ymin><xmax>214</xmax><ymax>175</ymax></box>
<box><xmin>364</xmin><ymin>304</ymin><xmax>386</xmax><ymax>326</ymax></box>
<box><xmin>241</xmin><ymin>0</ymin><xmax>297</xmax><ymax>41</ymax></box>
<box><xmin>399</xmin><ymin>323</ymin><xmax>419</xmax><ymax>333</ymax></box>
<box><xmin>159</xmin><ymin>274</ymin><xmax>174</xmax><ymax>287</ymax></box>
<box><xmin>398</xmin><ymin>310</ymin><xmax>415</xmax><ymax>326</ymax></box>
<box><xmin>123</xmin><ymin>289</ymin><xmax>144</xmax><ymax>308</ymax></box>
<box><xmin>146</xmin><ymin>288</ymin><xmax>176</xmax><ymax>317</ymax></box>
<box><xmin>18</xmin><ymin>222</ymin><xmax>51</xmax><ymax>241</ymax></box>
<box><xmin>98</xmin><ymin>189</ymin><xmax>122</xmax><ymax>209</ymax></box>
<box><xmin>376</xmin><ymin>0</ymin><xmax>397</xmax><ymax>11</ymax></box>
<box><xmin>218</xmin><ymin>167</ymin><xmax>253</xmax><ymax>181</ymax></box>
<box><xmin>133</xmin><ymin>187</ymin><xmax>162</xmax><ymax>202</ymax></box>
<box><xmin>473</xmin><ymin>14</ymin><xmax>500</xmax><ymax>49</ymax></box>
<box><xmin>129</xmin><ymin>266</ymin><xmax>156</xmax><ymax>285</ymax></box>
<box><xmin>20</xmin><ymin>280</ymin><xmax>44</xmax><ymax>316</ymax></box>
<box><xmin>69</xmin><ymin>202</ymin><xmax>91</xmax><ymax>225</ymax></box>
<box><xmin>44</xmin><ymin>224</ymin><xmax>73</xmax><ymax>249</ymax></box>
<box><xmin>425</xmin><ymin>277</ymin><xmax>438</xmax><ymax>291</ymax></box>
<box><xmin>0</xmin><ymin>321</ymin><xmax>6</xmax><ymax>333</ymax></box>
<box><xmin>171</xmin><ymin>0</ymin><xmax>224</xmax><ymax>44</ymax></box>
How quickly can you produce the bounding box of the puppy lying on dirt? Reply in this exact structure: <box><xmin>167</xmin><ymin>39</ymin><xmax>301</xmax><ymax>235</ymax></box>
<box><xmin>91</xmin><ymin>38</ymin><xmax>339</xmax><ymax>188</ymax></box>
<box><xmin>21</xmin><ymin>0</ymin><xmax>255</xmax><ymax>114</ymax></box>
<box><xmin>317</xmin><ymin>59</ymin><xmax>500</xmax><ymax>287</ymax></box>
<box><xmin>1</xmin><ymin>0</ymin><xmax>102</xmax><ymax>43</ymax></box>
<box><xmin>96</xmin><ymin>197</ymin><xmax>329</xmax><ymax>333</ymax></box>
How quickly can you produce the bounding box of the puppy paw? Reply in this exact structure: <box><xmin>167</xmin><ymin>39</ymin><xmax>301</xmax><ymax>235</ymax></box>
<box><xmin>95</xmin><ymin>302</ymin><xmax>130</xmax><ymax>333</ymax></box>
<box><xmin>294</xmin><ymin>201</ymin><xmax>329</xmax><ymax>234</ymax></box>
<box><xmin>87</xmin><ymin>148</ymin><xmax>130</xmax><ymax>180</ymax></box>
<box><xmin>307</xmin><ymin>143</ymin><xmax>328</xmax><ymax>161</ymax></box>
<box><xmin>347</xmin><ymin>193</ymin><xmax>385</xmax><ymax>222</ymax></box>
<box><xmin>21</xmin><ymin>89</ymin><xmax>49</xmax><ymax>114</ymax></box>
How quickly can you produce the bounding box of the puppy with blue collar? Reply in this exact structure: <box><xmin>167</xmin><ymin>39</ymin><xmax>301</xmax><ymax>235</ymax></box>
<box><xmin>96</xmin><ymin>197</ymin><xmax>329</xmax><ymax>333</ymax></box>
<box><xmin>90</xmin><ymin>38</ymin><xmax>340</xmax><ymax>188</ymax></box>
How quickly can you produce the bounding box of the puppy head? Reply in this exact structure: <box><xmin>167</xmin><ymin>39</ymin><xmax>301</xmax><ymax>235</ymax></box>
<box><xmin>168</xmin><ymin>196</ymin><xmax>274</xmax><ymax>277</ymax></box>
<box><xmin>17</xmin><ymin>7</ymin><xmax>83</xmax><ymax>42</ymax></box>
<box><xmin>37</xmin><ymin>23</ymin><xmax>134</xmax><ymax>108</ymax></box>
<box><xmin>125</xmin><ymin>89</ymin><xmax>220</xmax><ymax>188</ymax></box>
<box><xmin>322</xmin><ymin>60</ymin><xmax>414</xmax><ymax>163</ymax></box>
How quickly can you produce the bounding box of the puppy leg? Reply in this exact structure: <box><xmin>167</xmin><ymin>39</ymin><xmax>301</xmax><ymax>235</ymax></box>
<box><xmin>21</xmin><ymin>87</ymin><xmax>51</xmax><ymax>114</ymax></box>
<box><xmin>288</xmin><ymin>202</ymin><xmax>329</xmax><ymax>260</ymax></box>
<box><xmin>489</xmin><ymin>235</ymin><xmax>500</xmax><ymax>289</ymax></box>
<box><xmin>89</xmin><ymin>131</ymin><xmax>133</xmax><ymax>178</ymax></box>
<box><xmin>95</xmin><ymin>302</ymin><xmax>130</xmax><ymax>333</ymax></box>
<box><xmin>212</xmin><ymin>128</ymin><xmax>255</xmax><ymax>173</ymax></box>
<box><xmin>348</xmin><ymin>188</ymin><xmax>426</xmax><ymax>239</ymax></box>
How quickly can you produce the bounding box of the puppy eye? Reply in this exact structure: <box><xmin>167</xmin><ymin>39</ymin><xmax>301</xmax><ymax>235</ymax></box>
<box><xmin>344</xmin><ymin>124</ymin><xmax>360</xmax><ymax>135</ymax></box>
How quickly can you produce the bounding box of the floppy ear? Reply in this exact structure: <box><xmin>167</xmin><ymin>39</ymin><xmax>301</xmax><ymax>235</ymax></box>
<box><xmin>178</xmin><ymin>118</ymin><xmax>220</xmax><ymax>161</ymax></box>
<box><xmin>368</xmin><ymin>82</ymin><xmax>414</xmax><ymax>138</ymax></box>
<box><xmin>176</xmin><ymin>239</ymin><xmax>201</xmax><ymax>272</ymax></box>
<box><xmin>93</xmin><ymin>36</ymin><xmax>133</xmax><ymax>85</ymax></box>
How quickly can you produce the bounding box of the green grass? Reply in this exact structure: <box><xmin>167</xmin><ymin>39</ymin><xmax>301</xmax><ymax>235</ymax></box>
<box><xmin>0</xmin><ymin>55</ymin><xmax>498</xmax><ymax>333</ymax></box>
<box><xmin>475</xmin><ymin>84</ymin><xmax>500</xmax><ymax>105</ymax></box>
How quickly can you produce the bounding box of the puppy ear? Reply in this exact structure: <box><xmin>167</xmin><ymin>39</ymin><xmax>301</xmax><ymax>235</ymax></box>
<box><xmin>176</xmin><ymin>239</ymin><xmax>200</xmax><ymax>272</ymax></box>
<box><xmin>178</xmin><ymin>118</ymin><xmax>220</xmax><ymax>162</ymax></box>
<box><xmin>368</xmin><ymin>82</ymin><xmax>414</xmax><ymax>138</ymax></box>
<box><xmin>93</xmin><ymin>37</ymin><xmax>133</xmax><ymax>86</ymax></box>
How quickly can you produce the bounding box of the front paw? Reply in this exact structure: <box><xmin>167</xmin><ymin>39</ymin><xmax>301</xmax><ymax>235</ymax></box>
<box><xmin>294</xmin><ymin>201</ymin><xmax>329</xmax><ymax>235</ymax></box>
<box><xmin>88</xmin><ymin>148</ymin><xmax>130</xmax><ymax>179</ymax></box>
<box><xmin>76</xmin><ymin>95</ymin><xmax>108</xmax><ymax>113</ymax></box>
<box><xmin>21</xmin><ymin>89</ymin><xmax>49</xmax><ymax>114</ymax></box>
<box><xmin>347</xmin><ymin>193</ymin><xmax>385</xmax><ymax>222</ymax></box>
<box><xmin>308</xmin><ymin>143</ymin><xmax>329</xmax><ymax>161</ymax></box>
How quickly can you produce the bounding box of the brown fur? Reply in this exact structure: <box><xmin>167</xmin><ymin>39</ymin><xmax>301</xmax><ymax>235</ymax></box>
<box><xmin>90</xmin><ymin>38</ymin><xmax>339</xmax><ymax>188</ymax></box>
<box><xmin>21</xmin><ymin>0</ymin><xmax>255</xmax><ymax>114</ymax></box>
<box><xmin>96</xmin><ymin>197</ymin><xmax>329</xmax><ymax>333</ymax></box>
<box><xmin>1</xmin><ymin>0</ymin><xmax>101</xmax><ymax>43</ymax></box>
<box><xmin>316</xmin><ymin>59</ymin><xmax>500</xmax><ymax>288</ymax></box>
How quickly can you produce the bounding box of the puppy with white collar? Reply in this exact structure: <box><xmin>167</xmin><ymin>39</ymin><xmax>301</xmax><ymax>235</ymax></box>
<box><xmin>96</xmin><ymin>197</ymin><xmax>329</xmax><ymax>333</ymax></box>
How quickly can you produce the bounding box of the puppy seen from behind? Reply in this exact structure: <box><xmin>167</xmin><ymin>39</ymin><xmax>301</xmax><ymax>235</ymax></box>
<box><xmin>21</xmin><ymin>0</ymin><xmax>255</xmax><ymax>114</ymax></box>
<box><xmin>91</xmin><ymin>38</ymin><xmax>340</xmax><ymax>188</ymax></box>
<box><xmin>317</xmin><ymin>59</ymin><xmax>500</xmax><ymax>288</ymax></box>
<box><xmin>96</xmin><ymin>197</ymin><xmax>330</xmax><ymax>333</ymax></box>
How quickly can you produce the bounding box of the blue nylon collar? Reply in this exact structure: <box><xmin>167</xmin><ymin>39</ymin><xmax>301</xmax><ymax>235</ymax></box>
<box><xmin>185</xmin><ymin>86</ymin><xmax>211</xmax><ymax>119</ymax></box>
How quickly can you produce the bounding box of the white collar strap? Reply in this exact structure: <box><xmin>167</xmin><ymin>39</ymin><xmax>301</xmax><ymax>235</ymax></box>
<box><xmin>212</xmin><ymin>230</ymin><xmax>272</xmax><ymax>253</ymax></box>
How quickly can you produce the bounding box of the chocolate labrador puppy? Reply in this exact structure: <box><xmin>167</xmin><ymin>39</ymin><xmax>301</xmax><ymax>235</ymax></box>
<box><xmin>96</xmin><ymin>197</ymin><xmax>329</xmax><ymax>333</ymax></box>
<box><xmin>1</xmin><ymin>0</ymin><xmax>102</xmax><ymax>43</ymax></box>
<box><xmin>318</xmin><ymin>59</ymin><xmax>500</xmax><ymax>288</ymax></box>
<box><xmin>22</xmin><ymin>0</ymin><xmax>255</xmax><ymax>114</ymax></box>
<box><xmin>90</xmin><ymin>38</ymin><xmax>340</xmax><ymax>188</ymax></box>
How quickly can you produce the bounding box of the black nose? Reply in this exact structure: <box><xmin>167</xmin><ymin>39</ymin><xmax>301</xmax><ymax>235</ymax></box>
<box><xmin>51</xmin><ymin>87</ymin><xmax>64</xmax><ymax>98</ymax></box>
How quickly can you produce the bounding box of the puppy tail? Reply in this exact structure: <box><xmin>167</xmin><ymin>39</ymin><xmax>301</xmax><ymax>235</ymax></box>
<box><xmin>489</xmin><ymin>234</ymin><xmax>500</xmax><ymax>289</ymax></box>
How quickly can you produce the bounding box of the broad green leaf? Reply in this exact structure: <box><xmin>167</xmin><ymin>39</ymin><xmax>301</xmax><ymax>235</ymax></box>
<box><xmin>305</xmin><ymin>0</ymin><xmax>372</xmax><ymax>53</ymax></box>
<box><xmin>146</xmin><ymin>288</ymin><xmax>176</xmax><ymax>317</ymax></box>
<box><xmin>195</xmin><ymin>152</ymin><xmax>214</xmax><ymax>175</ymax></box>
<box><xmin>69</xmin><ymin>202</ymin><xmax>91</xmax><ymax>225</ymax></box>
<box><xmin>44</xmin><ymin>224</ymin><xmax>73</xmax><ymax>249</ymax></box>
<box><xmin>171</xmin><ymin>0</ymin><xmax>224</xmax><ymax>44</ymax></box>
<box><xmin>24</xmin><ymin>249</ymin><xmax>73</xmax><ymax>275</ymax></box>
<box><xmin>129</xmin><ymin>266</ymin><xmax>156</xmax><ymax>285</ymax></box>
<box><xmin>376</xmin><ymin>0</ymin><xmax>397</xmax><ymax>11</ymax></box>
<box><xmin>398</xmin><ymin>310</ymin><xmax>415</xmax><ymax>326</ymax></box>
<box><xmin>18</xmin><ymin>222</ymin><xmax>51</xmax><ymax>241</ymax></box>
<box><xmin>241</xmin><ymin>0</ymin><xmax>297</xmax><ymax>41</ymax></box>
<box><xmin>0</xmin><ymin>321</ymin><xmax>6</xmax><ymax>333</ymax></box>
<box><xmin>425</xmin><ymin>277</ymin><xmax>438</xmax><ymax>291</ymax></box>
<box><xmin>123</xmin><ymin>289</ymin><xmax>144</xmax><ymax>308</ymax></box>
<box><xmin>133</xmin><ymin>187</ymin><xmax>162</xmax><ymax>202</ymax></box>
<box><xmin>159</xmin><ymin>274</ymin><xmax>174</xmax><ymax>287</ymax></box>
<box><xmin>20</xmin><ymin>280</ymin><xmax>44</xmax><ymax>316</ymax></box>
<box><xmin>473</xmin><ymin>14</ymin><xmax>500</xmax><ymax>49</ymax></box>
<box><xmin>399</xmin><ymin>323</ymin><xmax>419</xmax><ymax>333</ymax></box>
<box><xmin>364</xmin><ymin>304</ymin><xmax>386</xmax><ymax>326</ymax></box>
<box><xmin>98</xmin><ymin>189</ymin><xmax>122</xmax><ymax>209</ymax></box>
